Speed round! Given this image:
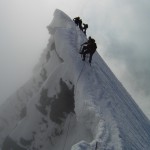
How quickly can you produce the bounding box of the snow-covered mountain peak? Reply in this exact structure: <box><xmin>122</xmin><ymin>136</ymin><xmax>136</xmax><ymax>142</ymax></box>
<box><xmin>48</xmin><ymin>9</ymin><xmax>75</xmax><ymax>34</ymax></box>
<box><xmin>0</xmin><ymin>9</ymin><xmax>150</xmax><ymax>150</ymax></box>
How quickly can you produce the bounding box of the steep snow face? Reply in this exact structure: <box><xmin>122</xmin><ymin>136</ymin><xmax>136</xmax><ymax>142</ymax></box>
<box><xmin>1</xmin><ymin>9</ymin><xmax>150</xmax><ymax>150</ymax></box>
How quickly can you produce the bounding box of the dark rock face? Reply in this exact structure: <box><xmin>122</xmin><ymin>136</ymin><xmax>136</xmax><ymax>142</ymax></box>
<box><xmin>50</xmin><ymin>79</ymin><xmax>75</xmax><ymax>124</ymax></box>
<box><xmin>36</xmin><ymin>78</ymin><xmax>75</xmax><ymax>124</ymax></box>
<box><xmin>51</xmin><ymin>42</ymin><xmax>55</xmax><ymax>50</ymax></box>
<box><xmin>40</xmin><ymin>68</ymin><xmax>47</xmax><ymax>81</ymax></box>
<box><xmin>2</xmin><ymin>137</ymin><xmax>26</xmax><ymax>150</ymax></box>
<box><xmin>36</xmin><ymin>88</ymin><xmax>52</xmax><ymax>116</ymax></box>
<box><xmin>20</xmin><ymin>107</ymin><xmax>27</xmax><ymax>119</ymax></box>
<box><xmin>20</xmin><ymin>138</ymin><xmax>33</xmax><ymax>147</ymax></box>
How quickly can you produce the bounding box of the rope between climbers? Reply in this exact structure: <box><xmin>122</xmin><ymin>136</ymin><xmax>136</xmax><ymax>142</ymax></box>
<box><xmin>62</xmin><ymin>23</ymin><xmax>86</xmax><ymax>150</ymax></box>
<box><xmin>62</xmin><ymin>62</ymin><xmax>85</xmax><ymax>150</ymax></box>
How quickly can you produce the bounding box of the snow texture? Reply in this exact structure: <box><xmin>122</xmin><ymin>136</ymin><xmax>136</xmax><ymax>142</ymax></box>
<box><xmin>0</xmin><ymin>9</ymin><xmax>150</xmax><ymax>150</ymax></box>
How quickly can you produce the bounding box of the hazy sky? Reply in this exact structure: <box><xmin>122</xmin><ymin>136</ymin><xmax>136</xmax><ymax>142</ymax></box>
<box><xmin>0</xmin><ymin>0</ymin><xmax>150</xmax><ymax>119</ymax></box>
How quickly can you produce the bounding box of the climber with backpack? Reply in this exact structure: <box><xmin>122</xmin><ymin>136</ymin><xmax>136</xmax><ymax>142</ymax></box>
<box><xmin>73</xmin><ymin>17</ymin><xmax>83</xmax><ymax>31</ymax></box>
<box><xmin>73</xmin><ymin>17</ymin><xmax>80</xmax><ymax>26</ymax></box>
<box><xmin>82</xmin><ymin>23</ymin><xmax>88</xmax><ymax>35</ymax></box>
<box><xmin>80</xmin><ymin>36</ymin><xmax>95</xmax><ymax>54</ymax></box>
<box><xmin>80</xmin><ymin>37</ymin><xmax>97</xmax><ymax>64</ymax></box>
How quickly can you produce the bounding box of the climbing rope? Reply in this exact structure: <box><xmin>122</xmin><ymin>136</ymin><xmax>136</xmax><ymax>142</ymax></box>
<box><xmin>62</xmin><ymin>62</ymin><xmax>85</xmax><ymax>150</ymax></box>
<box><xmin>62</xmin><ymin>18</ymin><xmax>87</xmax><ymax>149</ymax></box>
<box><xmin>76</xmin><ymin>62</ymin><xmax>85</xmax><ymax>87</ymax></box>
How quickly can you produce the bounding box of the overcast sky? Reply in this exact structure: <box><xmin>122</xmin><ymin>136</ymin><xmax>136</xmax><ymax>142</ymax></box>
<box><xmin>0</xmin><ymin>0</ymin><xmax>150</xmax><ymax>119</ymax></box>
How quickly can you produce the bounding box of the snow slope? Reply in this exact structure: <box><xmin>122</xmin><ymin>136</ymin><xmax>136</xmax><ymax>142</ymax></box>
<box><xmin>0</xmin><ymin>9</ymin><xmax>150</xmax><ymax>150</ymax></box>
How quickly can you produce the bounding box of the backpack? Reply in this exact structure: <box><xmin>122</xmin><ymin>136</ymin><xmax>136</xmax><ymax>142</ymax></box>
<box><xmin>87</xmin><ymin>42</ymin><xmax>97</xmax><ymax>53</ymax></box>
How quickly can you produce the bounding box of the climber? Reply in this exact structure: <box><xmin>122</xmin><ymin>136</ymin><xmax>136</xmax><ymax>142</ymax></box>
<box><xmin>78</xmin><ymin>18</ymin><xmax>83</xmax><ymax>31</ymax></box>
<box><xmin>73</xmin><ymin>17</ymin><xmax>80</xmax><ymax>26</ymax></box>
<box><xmin>82</xmin><ymin>23</ymin><xmax>88</xmax><ymax>35</ymax></box>
<box><xmin>80</xmin><ymin>38</ymin><xmax>97</xmax><ymax>64</ymax></box>
<box><xmin>80</xmin><ymin>36</ymin><xmax>94</xmax><ymax>54</ymax></box>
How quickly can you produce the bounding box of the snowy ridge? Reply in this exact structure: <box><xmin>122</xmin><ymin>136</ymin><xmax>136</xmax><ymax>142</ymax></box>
<box><xmin>0</xmin><ymin>9</ymin><xmax>150</xmax><ymax>150</ymax></box>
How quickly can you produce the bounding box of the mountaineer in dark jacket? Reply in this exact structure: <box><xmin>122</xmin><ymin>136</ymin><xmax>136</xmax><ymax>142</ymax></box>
<box><xmin>73</xmin><ymin>17</ymin><xmax>80</xmax><ymax>26</ymax></box>
<box><xmin>73</xmin><ymin>17</ymin><xmax>83</xmax><ymax>31</ymax></box>
<box><xmin>80</xmin><ymin>36</ymin><xmax>95</xmax><ymax>54</ymax></box>
<box><xmin>80</xmin><ymin>38</ymin><xmax>97</xmax><ymax>64</ymax></box>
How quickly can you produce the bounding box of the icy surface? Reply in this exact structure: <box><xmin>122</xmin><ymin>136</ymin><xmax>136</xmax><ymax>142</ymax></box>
<box><xmin>0</xmin><ymin>9</ymin><xmax>150</xmax><ymax>150</ymax></box>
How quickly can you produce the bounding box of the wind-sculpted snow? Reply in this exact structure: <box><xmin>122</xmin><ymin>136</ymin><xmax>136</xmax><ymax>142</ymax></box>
<box><xmin>0</xmin><ymin>9</ymin><xmax>150</xmax><ymax>150</ymax></box>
